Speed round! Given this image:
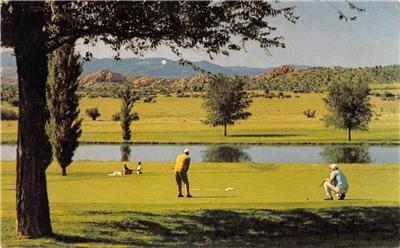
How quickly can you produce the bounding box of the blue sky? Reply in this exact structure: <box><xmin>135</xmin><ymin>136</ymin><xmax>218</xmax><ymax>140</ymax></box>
<box><xmin>76</xmin><ymin>1</ymin><xmax>399</xmax><ymax>68</ymax></box>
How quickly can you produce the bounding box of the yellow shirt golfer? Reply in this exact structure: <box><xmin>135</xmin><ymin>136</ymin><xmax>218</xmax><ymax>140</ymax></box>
<box><xmin>174</xmin><ymin>148</ymin><xmax>192</xmax><ymax>198</ymax></box>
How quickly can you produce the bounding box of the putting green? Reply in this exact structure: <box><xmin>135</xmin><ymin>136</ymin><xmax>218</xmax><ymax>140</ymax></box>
<box><xmin>2</xmin><ymin>161</ymin><xmax>399</xmax><ymax>209</ymax></box>
<box><xmin>1</xmin><ymin>161</ymin><xmax>399</xmax><ymax>247</ymax></box>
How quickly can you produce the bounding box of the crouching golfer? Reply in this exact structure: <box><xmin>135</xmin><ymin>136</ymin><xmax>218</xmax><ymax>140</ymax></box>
<box><xmin>174</xmin><ymin>148</ymin><xmax>192</xmax><ymax>198</ymax></box>
<box><xmin>323</xmin><ymin>163</ymin><xmax>349</xmax><ymax>200</ymax></box>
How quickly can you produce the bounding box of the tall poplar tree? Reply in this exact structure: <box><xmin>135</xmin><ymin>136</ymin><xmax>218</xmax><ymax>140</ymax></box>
<box><xmin>119</xmin><ymin>85</ymin><xmax>138</xmax><ymax>142</ymax></box>
<box><xmin>46</xmin><ymin>42</ymin><xmax>82</xmax><ymax>176</ymax></box>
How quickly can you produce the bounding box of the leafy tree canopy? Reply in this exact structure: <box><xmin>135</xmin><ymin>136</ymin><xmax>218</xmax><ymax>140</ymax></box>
<box><xmin>203</xmin><ymin>74</ymin><xmax>252</xmax><ymax>136</ymax></box>
<box><xmin>2</xmin><ymin>1</ymin><xmax>298</xmax><ymax>60</ymax></box>
<box><xmin>323</xmin><ymin>78</ymin><xmax>373</xmax><ymax>141</ymax></box>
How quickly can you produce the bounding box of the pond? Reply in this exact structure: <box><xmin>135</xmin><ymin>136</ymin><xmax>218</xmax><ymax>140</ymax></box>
<box><xmin>1</xmin><ymin>144</ymin><xmax>399</xmax><ymax>164</ymax></box>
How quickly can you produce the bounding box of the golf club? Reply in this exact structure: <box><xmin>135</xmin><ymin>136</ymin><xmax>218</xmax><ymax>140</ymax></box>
<box><xmin>306</xmin><ymin>180</ymin><xmax>325</xmax><ymax>201</ymax></box>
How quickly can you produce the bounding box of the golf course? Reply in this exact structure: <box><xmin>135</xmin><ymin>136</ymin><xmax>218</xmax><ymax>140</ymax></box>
<box><xmin>2</xmin><ymin>1</ymin><xmax>400</xmax><ymax>247</ymax></box>
<box><xmin>1</xmin><ymin>161</ymin><xmax>399</xmax><ymax>247</ymax></box>
<box><xmin>2</xmin><ymin>89</ymin><xmax>400</xmax><ymax>144</ymax></box>
<box><xmin>2</xmin><ymin>84</ymin><xmax>400</xmax><ymax>246</ymax></box>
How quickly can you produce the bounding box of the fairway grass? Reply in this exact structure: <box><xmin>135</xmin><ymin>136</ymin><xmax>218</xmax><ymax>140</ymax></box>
<box><xmin>1</xmin><ymin>161</ymin><xmax>399</xmax><ymax>247</ymax></box>
<box><xmin>2</xmin><ymin>93</ymin><xmax>400</xmax><ymax>144</ymax></box>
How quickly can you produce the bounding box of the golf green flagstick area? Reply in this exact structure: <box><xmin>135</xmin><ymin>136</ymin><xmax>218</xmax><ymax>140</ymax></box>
<box><xmin>1</xmin><ymin>161</ymin><xmax>399</xmax><ymax>246</ymax></box>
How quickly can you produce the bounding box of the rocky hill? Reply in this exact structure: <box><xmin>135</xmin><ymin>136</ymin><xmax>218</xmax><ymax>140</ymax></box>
<box><xmin>79</xmin><ymin>68</ymin><xmax>127</xmax><ymax>84</ymax></box>
<box><xmin>127</xmin><ymin>76</ymin><xmax>170</xmax><ymax>88</ymax></box>
<box><xmin>256</xmin><ymin>65</ymin><xmax>296</xmax><ymax>79</ymax></box>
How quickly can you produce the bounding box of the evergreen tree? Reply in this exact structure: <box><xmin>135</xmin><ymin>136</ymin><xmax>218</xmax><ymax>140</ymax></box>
<box><xmin>203</xmin><ymin>74</ymin><xmax>252</xmax><ymax>136</ymax></box>
<box><xmin>46</xmin><ymin>42</ymin><xmax>82</xmax><ymax>176</ymax></box>
<box><xmin>119</xmin><ymin>85</ymin><xmax>138</xmax><ymax>141</ymax></box>
<box><xmin>323</xmin><ymin>78</ymin><xmax>373</xmax><ymax>141</ymax></box>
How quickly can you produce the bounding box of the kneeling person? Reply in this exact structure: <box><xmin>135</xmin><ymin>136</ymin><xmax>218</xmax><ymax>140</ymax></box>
<box><xmin>323</xmin><ymin>163</ymin><xmax>349</xmax><ymax>200</ymax></box>
<box><xmin>174</xmin><ymin>148</ymin><xmax>192</xmax><ymax>198</ymax></box>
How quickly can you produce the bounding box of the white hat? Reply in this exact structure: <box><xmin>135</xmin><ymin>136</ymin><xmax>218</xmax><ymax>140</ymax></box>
<box><xmin>329</xmin><ymin>163</ymin><xmax>338</xmax><ymax>170</ymax></box>
<box><xmin>184</xmin><ymin>148</ymin><xmax>190</xmax><ymax>154</ymax></box>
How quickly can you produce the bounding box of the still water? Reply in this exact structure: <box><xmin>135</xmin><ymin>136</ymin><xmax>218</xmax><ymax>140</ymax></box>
<box><xmin>1</xmin><ymin>144</ymin><xmax>399</xmax><ymax>163</ymax></box>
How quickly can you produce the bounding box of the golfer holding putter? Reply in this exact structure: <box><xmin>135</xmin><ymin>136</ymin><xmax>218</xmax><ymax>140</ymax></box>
<box><xmin>174</xmin><ymin>148</ymin><xmax>192</xmax><ymax>198</ymax></box>
<box><xmin>323</xmin><ymin>163</ymin><xmax>349</xmax><ymax>200</ymax></box>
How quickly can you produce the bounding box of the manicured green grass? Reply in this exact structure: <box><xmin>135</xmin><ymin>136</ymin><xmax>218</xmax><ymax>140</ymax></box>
<box><xmin>2</xmin><ymin>92</ymin><xmax>400</xmax><ymax>144</ymax></box>
<box><xmin>1</xmin><ymin>161</ymin><xmax>399</xmax><ymax>247</ymax></box>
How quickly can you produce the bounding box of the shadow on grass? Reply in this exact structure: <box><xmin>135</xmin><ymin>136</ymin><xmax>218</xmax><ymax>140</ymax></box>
<box><xmin>53</xmin><ymin>233</ymin><xmax>123</xmax><ymax>245</ymax></box>
<box><xmin>53</xmin><ymin>207</ymin><xmax>400</xmax><ymax>247</ymax></box>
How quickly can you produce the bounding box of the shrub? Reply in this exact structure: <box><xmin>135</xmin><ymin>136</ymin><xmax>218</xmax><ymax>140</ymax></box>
<box><xmin>86</xmin><ymin>108</ymin><xmax>101</xmax><ymax>120</ymax></box>
<box><xmin>112</xmin><ymin>112</ymin><xmax>121</xmax><ymax>121</ymax></box>
<box><xmin>143</xmin><ymin>96</ymin><xmax>156</xmax><ymax>103</ymax></box>
<box><xmin>249</xmin><ymin>92</ymin><xmax>263</xmax><ymax>98</ymax></box>
<box><xmin>1</xmin><ymin>109</ymin><xmax>18</xmax><ymax>120</ymax></box>
<box><xmin>383</xmin><ymin>91</ymin><xmax>395</xmax><ymax>98</ymax></box>
<box><xmin>373</xmin><ymin>92</ymin><xmax>381</xmax><ymax>97</ymax></box>
<box><xmin>302</xmin><ymin>109</ymin><xmax>316</xmax><ymax>118</ymax></box>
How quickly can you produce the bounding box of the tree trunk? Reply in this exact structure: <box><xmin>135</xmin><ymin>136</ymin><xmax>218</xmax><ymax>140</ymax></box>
<box><xmin>61</xmin><ymin>167</ymin><xmax>67</xmax><ymax>176</ymax></box>
<box><xmin>15</xmin><ymin>21</ymin><xmax>53</xmax><ymax>238</ymax></box>
<box><xmin>348</xmin><ymin>127</ymin><xmax>351</xmax><ymax>142</ymax></box>
<box><xmin>224</xmin><ymin>123</ymin><xmax>227</xmax><ymax>136</ymax></box>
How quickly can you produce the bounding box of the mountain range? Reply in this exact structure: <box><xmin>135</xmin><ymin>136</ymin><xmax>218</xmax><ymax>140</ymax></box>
<box><xmin>1</xmin><ymin>51</ymin><xmax>312</xmax><ymax>79</ymax></box>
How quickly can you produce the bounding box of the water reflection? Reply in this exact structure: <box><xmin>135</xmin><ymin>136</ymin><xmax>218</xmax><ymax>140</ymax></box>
<box><xmin>120</xmin><ymin>143</ymin><xmax>131</xmax><ymax>161</ymax></box>
<box><xmin>2</xmin><ymin>144</ymin><xmax>397</xmax><ymax>163</ymax></box>
<box><xmin>201</xmin><ymin>145</ymin><xmax>251</xmax><ymax>162</ymax></box>
<box><xmin>320</xmin><ymin>145</ymin><xmax>371</xmax><ymax>163</ymax></box>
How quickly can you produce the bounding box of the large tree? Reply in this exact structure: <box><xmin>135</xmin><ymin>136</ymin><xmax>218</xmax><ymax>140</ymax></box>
<box><xmin>1</xmin><ymin>0</ymin><xmax>362</xmax><ymax>239</ymax></box>
<box><xmin>323</xmin><ymin>78</ymin><xmax>373</xmax><ymax>141</ymax></box>
<box><xmin>46</xmin><ymin>42</ymin><xmax>83</xmax><ymax>176</ymax></box>
<box><xmin>1</xmin><ymin>2</ymin><xmax>297</xmax><ymax>238</ymax></box>
<box><xmin>203</xmin><ymin>74</ymin><xmax>252</xmax><ymax>136</ymax></box>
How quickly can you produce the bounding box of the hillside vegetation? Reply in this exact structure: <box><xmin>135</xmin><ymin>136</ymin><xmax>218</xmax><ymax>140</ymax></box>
<box><xmin>3</xmin><ymin>65</ymin><xmax>399</xmax><ymax>100</ymax></box>
<box><xmin>77</xmin><ymin>65</ymin><xmax>400</xmax><ymax>98</ymax></box>
<box><xmin>251</xmin><ymin>65</ymin><xmax>400</xmax><ymax>92</ymax></box>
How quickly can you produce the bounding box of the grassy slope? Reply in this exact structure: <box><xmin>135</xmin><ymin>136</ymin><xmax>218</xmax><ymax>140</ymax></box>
<box><xmin>1</xmin><ymin>161</ymin><xmax>399</xmax><ymax>247</ymax></box>
<box><xmin>1</xmin><ymin>91</ymin><xmax>400</xmax><ymax>144</ymax></box>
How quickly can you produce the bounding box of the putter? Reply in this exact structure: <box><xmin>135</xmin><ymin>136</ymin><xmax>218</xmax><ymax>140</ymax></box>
<box><xmin>307</xmin><ymin>180</ymin><xmax>325</xmax><ymax>201</ymax></box>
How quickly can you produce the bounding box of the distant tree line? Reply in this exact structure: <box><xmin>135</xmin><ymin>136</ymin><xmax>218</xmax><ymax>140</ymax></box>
<box><xmin>56</xmin><ymin>64</ymin><xmax>400</xmax><ymax>99</ymax></box>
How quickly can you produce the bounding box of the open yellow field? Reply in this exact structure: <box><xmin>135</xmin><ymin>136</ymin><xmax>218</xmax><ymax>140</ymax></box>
<box><xmin>1</xmin><ymin>92</ymin><xmax>399</xmax><ymax>143</ymax></box>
